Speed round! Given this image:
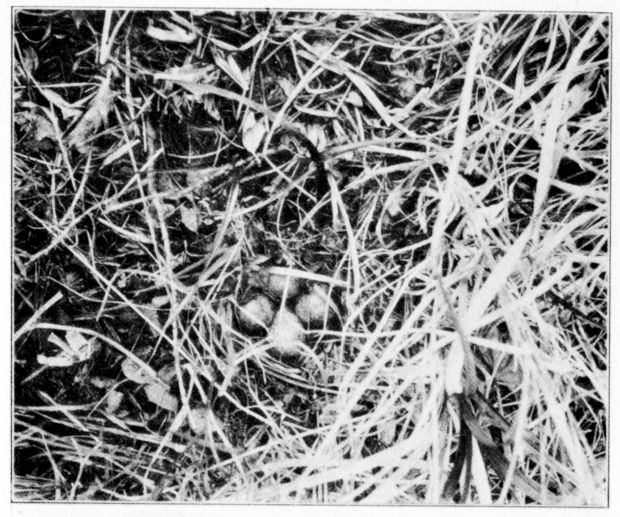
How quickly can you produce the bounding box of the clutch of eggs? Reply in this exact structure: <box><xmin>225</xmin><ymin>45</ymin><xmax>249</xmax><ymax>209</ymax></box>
<box><xmin>236</xmin><ymin>273</ymin><xmax>337</xmax><ymax>356</ymax></box>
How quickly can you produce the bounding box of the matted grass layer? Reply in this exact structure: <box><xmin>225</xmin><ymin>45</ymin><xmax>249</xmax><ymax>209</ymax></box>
<box><xmin>13</xmin><ymin>10</ymin><xmax>608</xmax><ymax>504</ymax></box>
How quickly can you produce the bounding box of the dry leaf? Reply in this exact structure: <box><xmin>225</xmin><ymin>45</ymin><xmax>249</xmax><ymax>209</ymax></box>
<box><xmin>67</xmin><ymin>73</ymin><xmax>114</xmax><ymax>153</ymax></box>
<box><xmin>277</xmin><ymin>78</ymin><xmax>294</xmax><ymax>97</ymax></box>
<box><xmin>463</xmin><ymin>201</ymin><xmax>506</xmax><ymax>238</ymax></box>
<box><xmin>40</xmin><ymin>88</ymin><xmax>83</xmax><ymax>120</ymax></box>
<box><xmin>150</xmin><ymin>295</ymin><xmax>169</xmax><ymax>308</ymax></box>
<box><xmin>121</xmin><ymin>357</ymin><xmax>157</xmax><ymax>384</ymax></box>
<box><xmin>154</xmin><ymin>64</ymin><xmax>219</xmax><ymax>86</ymax></box>
<box><xmin>140</xmin><ymin>303</ymin><xmax>161</xmax><ymax>338</ymax></box>
<box><xmin>36</xmin><ymin>352</ymin><xmax>75</xmax><ymax>368</ymax></box>
<box><xmin>101</xmin><ymin>140</ymin><xmax>139</xmax><ymax>167</ymax></box>
<box><xmin>66</xmin><ymin>329</ymin><xmax>99</xmax><ymax>359</ymax></box>
<box><xmin>158</xmin><ymin>363</ymin><xmax>176</xmax><ymax>384</ymax></box>
<box><xmin>90</xmin><ymin>376</ymin><xmax>116</xmax><ymax>389</ymax></box>
<box><xmin>105</xmin><ymin>390</ymin><xmax>123</xmax><ymax>414</ymax></box>
<box><xmin>379</xmin><ymin>421</ymin><xmax>398</xmax><ymax>445</ymax></box>
<box><xmin>563</xmin><ymin>82</ymin><xmax>592</xmax><ymax>122</ymax></box>
<box><xmin>188</xmin><ymin>406</ymin><xmax>210</xmax><ymax>434</ymax></box>
<box><xmin>16</xmin><ymin>110</ymin><xmax>56</xmax><ymax>143</ymax></box>
<box><xmin>21</xmin><ymin>46</ymin><xmax>38</xmax><ymax>75</ymax></box>
<box><xmin>37</xmin><ymin>330</ymin><xmax>99</xmax><ymax>367</ymax></box>
<box><xmin>306</xmin><ymin>124</ymin><xmax>327</xmax><ymax>151</ymax></box>
<box><xmin>203</xmin><ymin>96</ymin><xmax>221</xmax><ymax>121</ymax></box>
<box><xmin>384</xmin><ymin>188</ymin><xmax>406</xmax><ymax>218</ymax></box>
<box><xmin>227</xmin><ymin>55</ymin><xmax>250</xmax><ymax>91</ymax></box>
<box><xmin>341</xmin><ymin>70</ymin><xmax>392</xmax><ymax>126</ymax></box>
<box><xmin>146</xmin><ymin>19</ymin><xmax>196</xmax><ymax>44</ymax></box>
<box><xmin>241</xmin><ymin>112</ymin><xmax>267</xmax><ymax>154</ymax></box>
<box><xmin>345</xmin><ymin>90</ymin><xmax>364</xmax><ymax>107</ymax></box>
<box><xmin>144</xmin><ymin>383</ymin><xmax>178</xmax><ymax>412</ymax></box>
<box><xmin>180</xmin><ymin>204</ymin><xmax>200</xmax><ymax>232</ymax></box>
<box><xmin>398</xmin><ymin>76</ymin><xmax>417</xmax><ymax>99</ymax></box>
<box><xmin>75</xmin><ymin>478</ymin><xmax>103</xmax><ymax>501</ymax></box>
<box><xmin>212</xmin><ymin>50</ymin><xmax>249</xmax><ymax>91</ymax></box>
<box><xmin>186</xmin><ymin>168</ymin><xmax>215</xmax><ymax>189</ymax></box>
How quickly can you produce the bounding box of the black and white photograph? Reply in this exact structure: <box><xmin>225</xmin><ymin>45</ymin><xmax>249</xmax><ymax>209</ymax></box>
<box><xmin>11</xmin><ymin>5</ymin><xmax>610</xmax><ymax>507</ymax></box>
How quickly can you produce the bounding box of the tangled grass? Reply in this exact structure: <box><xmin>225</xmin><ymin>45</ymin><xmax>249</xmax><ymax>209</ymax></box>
<box><xmin>13</xmin><ymin>10</ymin><xmax>608</xmax><ymax>504</ymax></box>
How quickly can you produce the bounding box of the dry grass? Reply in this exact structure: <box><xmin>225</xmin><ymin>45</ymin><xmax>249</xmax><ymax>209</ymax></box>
<box><xmin>13</xmin><ymin>10</ymin><xmax>608</xmax><ymax>504</ymax></box>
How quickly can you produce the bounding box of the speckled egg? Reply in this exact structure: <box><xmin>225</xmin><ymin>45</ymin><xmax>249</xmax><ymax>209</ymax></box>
<box><xmin>237</xmin><ymin>294</ymin><xmax>275</xmax><ymax>332</ymax></box>
<box><xmin>265</xmin><ymin>269</ymin><xmax>301</xmax><ymax>299</ymax></box>
<box><xmin>269</xmin><ymin>307</ymin><xmax>305</xmax><ymax>355</ymax></box>
<box><xmin>294</xmin><ymin>284</ymin><xmax>335</xmax><ymax>325</ymax></box>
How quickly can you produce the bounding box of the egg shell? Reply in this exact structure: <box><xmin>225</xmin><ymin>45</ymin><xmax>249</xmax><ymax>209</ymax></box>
<box><xmin>265</xmin><ymin>270</ymin><xmax>301</xmax><ymax>299</ymax></box>
<box><xmin>237</xmin><ymin>294</ymin><xmax>275</xmax><ymax>332</ymax></box>
<box><xmin>295</xmin><ymin>284</ymin><xmax>334</xmax><ymax>325</ymax></box>
<box><xmin>269</xmin><ymin>308</ymin><xmax>304</xmax><ymax>355</ymax></box>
